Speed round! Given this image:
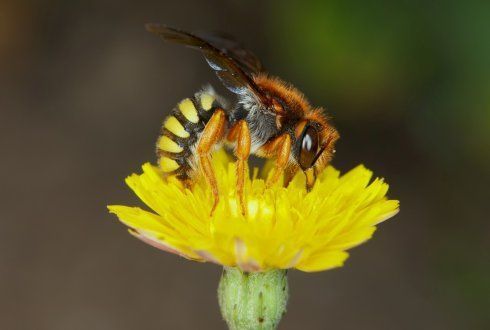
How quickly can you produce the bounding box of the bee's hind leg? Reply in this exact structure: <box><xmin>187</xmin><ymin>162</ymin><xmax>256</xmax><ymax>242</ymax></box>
<box><xmin>227</xmin><ymin>120</ymin><xmax>251</xmax><ymax>215</ymax></box>
<box><xmin>197</xmin><ymin>109</ymin><xmax>227</xmax><ymax>215</ymax></box>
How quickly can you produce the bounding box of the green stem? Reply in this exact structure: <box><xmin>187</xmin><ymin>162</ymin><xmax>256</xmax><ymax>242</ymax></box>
<box><xmin>218</xmin><ymin>267</ymin><xmax>289</xmax><ymax>330</ymax></box>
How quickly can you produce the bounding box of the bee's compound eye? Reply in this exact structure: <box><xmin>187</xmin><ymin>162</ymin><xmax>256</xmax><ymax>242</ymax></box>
<box><xmin>299</xmin><ymin>126</ymin><xmax>319</xmax><ymax>169</ymax></box>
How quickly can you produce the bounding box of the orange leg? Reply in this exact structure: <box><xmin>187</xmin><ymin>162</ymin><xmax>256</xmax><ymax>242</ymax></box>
<box><xmin>197</xmin><ymin>109</ymin><xmax>226</xmax><ymax>214</ymax></box>
<box><xmin>283</xmin><ymin>164</ymin><xmax>300</xmax><ymax>187</ymax></box>
<box><xmin>227</xmin><ymin>120</ymin><xmax>251</xmax><ymax>215</ymax></box>
<box><xmin>258</xmin><ymin>134</ymin><xmax>292</xmax><ymax>188</ymax></box>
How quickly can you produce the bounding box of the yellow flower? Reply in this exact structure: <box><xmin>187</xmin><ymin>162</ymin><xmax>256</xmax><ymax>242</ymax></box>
<box><xmin>108</xmin><ymin>150</ymin><xmax>399</xmax><ymax>272</ymax></box>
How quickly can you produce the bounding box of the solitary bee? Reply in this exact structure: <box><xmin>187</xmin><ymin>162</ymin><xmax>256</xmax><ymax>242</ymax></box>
<box><xmin>147</xmin><ymin>24</ymin><xmax>339</xmax><ymax>213</ymax></box>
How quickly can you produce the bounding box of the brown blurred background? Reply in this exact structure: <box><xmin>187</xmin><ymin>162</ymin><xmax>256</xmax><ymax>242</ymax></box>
<box><xmin>1</xmin><ymin>1</ymin><xmax>489</xmax><ymax>329</ymax></box>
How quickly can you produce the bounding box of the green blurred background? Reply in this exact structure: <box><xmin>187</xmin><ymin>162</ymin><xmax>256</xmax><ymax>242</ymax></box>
<box><xmin>1</xmin><ymin>0</ymin><xmax>488</xmax><ymax>329</ymax></box>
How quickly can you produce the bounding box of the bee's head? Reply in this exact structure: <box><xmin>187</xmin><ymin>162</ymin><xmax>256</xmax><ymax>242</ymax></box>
<box><xmin>145</xmin><ymin>25</ymin><xmax>339</xmax><ymax>192</ymax></box>
<box><xmin>293</xmin><ymin>117</ymin><xmax>339</xmax><ymax>191</ymax></box>
<box><xmin>249</xmin><ymin>75</ymin><xmax>340</xmax><ymax>191</ymax></box>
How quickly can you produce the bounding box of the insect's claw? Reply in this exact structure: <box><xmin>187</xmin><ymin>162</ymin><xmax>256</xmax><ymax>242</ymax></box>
<box><xmin>238</xmin><ymin>192</ymin><xmax>247</xmax><ymax>216</ymax></box>
<box><xmin>210</xmin><ymin>195</ymin><xmax>220</xmax><ymax>216</ymax></box>
<box><xmin>305</xmin><ymin>168</ymin><xmax>316</xmax><ymax>192</ymax></box>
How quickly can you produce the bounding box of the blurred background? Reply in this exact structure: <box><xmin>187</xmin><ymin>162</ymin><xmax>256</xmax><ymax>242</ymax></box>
<box><xmin>1</xmin><ymin>0</ymin><xmax>489</xmax><ymax>329</ymax></box>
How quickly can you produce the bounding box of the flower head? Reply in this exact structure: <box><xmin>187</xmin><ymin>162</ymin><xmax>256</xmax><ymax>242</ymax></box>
<box><xmin>108</xmin><ymin>150</ymin><xmax>399</xmax><ymax>272</ymax></box>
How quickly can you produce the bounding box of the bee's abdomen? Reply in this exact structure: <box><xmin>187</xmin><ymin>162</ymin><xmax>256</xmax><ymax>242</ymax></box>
<box><xmin>156</xmin><ymin>89</ymin><xmax>224</xmax><ymax>181</ymax></box>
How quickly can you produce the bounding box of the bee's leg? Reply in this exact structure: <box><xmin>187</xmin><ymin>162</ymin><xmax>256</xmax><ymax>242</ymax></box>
<box><xmin>283</xmin><ymin>164</ymin><xmax>299</xmax><ymax>187</ymax></box>
<box><xmin>260</xmin><ymin>134</ymin><xmax>292</xmax><ymax>188</ymax></box>
<box><xmin>197</xmin><ymin>109</ymin><xmax>227</xmax><ymax>214</ymax></box>
<box><xmin>227</xmin><ymin>120</ymin><xmax>251</xmax><ymax>215</ymax></box>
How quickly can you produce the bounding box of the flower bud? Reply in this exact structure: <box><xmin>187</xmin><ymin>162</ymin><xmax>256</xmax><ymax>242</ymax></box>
<box><xmin>218</xmin><ymin>267</ymin><xmax>288</xmax><ymax>330</ymax></box>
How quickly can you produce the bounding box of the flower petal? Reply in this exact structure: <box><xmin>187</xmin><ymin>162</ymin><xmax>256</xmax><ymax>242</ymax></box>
<box><xmin>108</xmin><ymin>149</ymin><xmax>399</xmax><ymax>272</ymax></box>
<box><xmin>296</xmin><ymin>250</ymin><xmax>349</xmax><ymax>272</ymax></box>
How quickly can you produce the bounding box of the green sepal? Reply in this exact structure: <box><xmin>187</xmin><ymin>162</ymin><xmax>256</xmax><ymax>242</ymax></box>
<box><xmin>218</xmin><ymin>267</ymin><xmax>289</xmax><ymax>330</ymax></box>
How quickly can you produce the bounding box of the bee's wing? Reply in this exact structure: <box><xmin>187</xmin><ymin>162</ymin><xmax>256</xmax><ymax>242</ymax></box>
<box><xmin>146</xmin><ymin>24</ymin><xmax>269</xmax><ymax>106</ymax></box>
<box><xmin>193</xmin><ymin>30</ymin><xmax>264</xmax><ymax>75</ymax></box>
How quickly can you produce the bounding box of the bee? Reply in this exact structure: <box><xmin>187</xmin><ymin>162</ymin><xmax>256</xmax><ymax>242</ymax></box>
<box><xmin>147</xmin><ymin>24</ymin><xmax>339</xmax><ymax>214</ymax></box>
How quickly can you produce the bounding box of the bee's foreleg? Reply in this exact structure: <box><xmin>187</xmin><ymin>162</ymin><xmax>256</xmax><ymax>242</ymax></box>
<box><xmin>283</xmin><ymin>165</ymin><xmax>299</xmax><ymax>188</ymax></box>
<box><xmin>197</xmin><ymin>109</ymin><xmax>227</xmax><ymax>215</ymax></box>
<box><xmin>260</xmin><ymin>134</ymin><xmax>292</xmax><ymax>188</ymax></box>
<box><xmin>227</xmin><ymin>120</ymin><xmax>251</xmax><ymax>215</ymax></box>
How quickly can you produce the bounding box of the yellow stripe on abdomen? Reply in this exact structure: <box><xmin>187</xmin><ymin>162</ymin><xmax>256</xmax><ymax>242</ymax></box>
<box><xmin>157</xmin><ymin>136</ymin><xmax>183</xmax><ymax>153</ymax></box>
<box><xmin>178</xmin><ymin>98</ymin><xmax>199</xmax><ymax>123</ymax></box>
<box><xmin>200</xmin><ymin>93</ymin><xmax>215</xmax><ymax>111</ymax></box>
<box><xmin>164</xmin><ymin>116</ymin><xmax>190</xmax><ymax>138</ymax></box>
<box><xmin>160</xmin><ymin>157</ymin><xmax>180</xmax><ymax>172</ymax></box>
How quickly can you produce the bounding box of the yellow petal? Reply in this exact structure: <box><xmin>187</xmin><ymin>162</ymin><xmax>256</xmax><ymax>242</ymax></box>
<box><xmin>108</xmin><ymin>149</ymin><xmax>399</xmax><ymax>272</ymax></box>
<box><xmin>296</xmin><ymin>251</ymin><xmax>349</xmax><ymax>272</ymax></box>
